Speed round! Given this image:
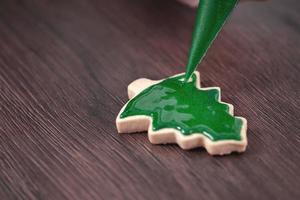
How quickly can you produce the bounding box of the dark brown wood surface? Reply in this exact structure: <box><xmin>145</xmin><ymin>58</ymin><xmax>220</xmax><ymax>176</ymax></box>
<box><xmin>0</xmin><ymin>0</ymin><xmax>299</xmax><ymax>199</ymax></box>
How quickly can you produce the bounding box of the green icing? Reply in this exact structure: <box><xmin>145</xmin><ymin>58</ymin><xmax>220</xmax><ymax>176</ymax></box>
<box><xmin>184</xmin><ymin>0</ymin><xmax>238</xmax><ymax>82</ymax></box>
<box><xmin>120</xmin><ymin>74</ymin><xmax>243</xmax><ymax>141</ymax></box>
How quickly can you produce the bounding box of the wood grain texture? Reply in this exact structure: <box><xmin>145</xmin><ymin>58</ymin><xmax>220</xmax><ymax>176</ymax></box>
<box><xmin>0</xmin><ymin>0</ymin><xmax>299</xmax><ymax>199</ymax></box>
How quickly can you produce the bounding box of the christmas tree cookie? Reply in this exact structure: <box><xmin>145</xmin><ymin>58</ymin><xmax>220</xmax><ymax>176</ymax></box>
<box><xmin>116</xmin><ymin>72</ymin><xmax>247</xmax><ymax>155</ymax></box>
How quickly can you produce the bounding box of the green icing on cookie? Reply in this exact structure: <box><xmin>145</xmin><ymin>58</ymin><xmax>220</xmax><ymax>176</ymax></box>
<box><xmin>120</xmin><ymin>74</ymin><xmax>243</xmax><ymax>141</ymax></box>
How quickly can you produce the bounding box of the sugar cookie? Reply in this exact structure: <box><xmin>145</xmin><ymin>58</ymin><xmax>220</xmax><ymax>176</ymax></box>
<box><xmin>116</xmin><ymin>72</ymin><xmax>247</xmax><ymax>155</ymax></box>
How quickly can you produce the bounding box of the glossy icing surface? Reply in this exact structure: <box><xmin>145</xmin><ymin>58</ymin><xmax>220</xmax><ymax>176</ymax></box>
<box><xmin>120</xmin><ymin>74</ymin><xmax>243</xmax><ymax>141</ymax></box>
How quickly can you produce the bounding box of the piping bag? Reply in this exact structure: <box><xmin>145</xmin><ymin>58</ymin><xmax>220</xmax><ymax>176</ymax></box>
<box><xmin>184</xmin><ymin>0</ymin><xmax>238</xmax><ymax>82</ymax></box>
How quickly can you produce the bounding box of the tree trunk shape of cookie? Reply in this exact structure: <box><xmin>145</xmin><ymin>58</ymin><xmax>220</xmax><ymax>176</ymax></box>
<box><xmin>184</xmin><ymin>0</ymin><xmax>238</xmax><ymax>81</ymax></box>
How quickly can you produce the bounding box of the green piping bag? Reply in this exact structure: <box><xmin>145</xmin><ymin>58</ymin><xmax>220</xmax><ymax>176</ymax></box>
<box><xmin>184</xmin><ymin>0</ymin><xmax>238</xmax><ymax>82</ymax></box>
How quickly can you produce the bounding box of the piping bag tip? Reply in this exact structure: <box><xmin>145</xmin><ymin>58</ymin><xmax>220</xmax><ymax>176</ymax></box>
<box><xmin>183</xmin><ymin>0</ymin><xmax>238</xmax><ymax>80</ymax></box>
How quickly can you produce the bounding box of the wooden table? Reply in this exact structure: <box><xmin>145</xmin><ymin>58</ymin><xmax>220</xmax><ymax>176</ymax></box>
<box><xmin>1</xmin><ymin>0</ymin><xmax>299</xmax><ymax>199</ymax></box>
